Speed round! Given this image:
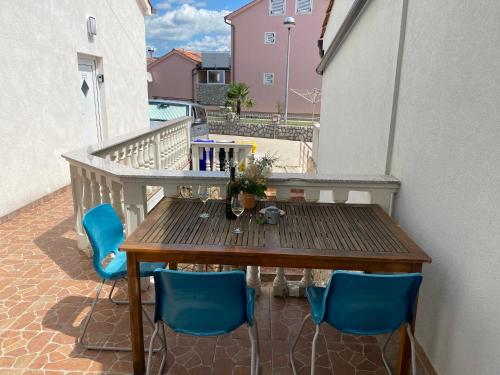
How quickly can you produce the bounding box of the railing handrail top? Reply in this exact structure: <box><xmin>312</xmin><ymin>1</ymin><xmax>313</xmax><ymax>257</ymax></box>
<box><xmin>191</xmin><ymin>141</ymin><xmax>253</xmax><ymax>148</ymax></box>
<box><xmin>64</xmin><ymin>117</ymin><xmax>192</xmax><ymax>157</ymax></box>
<box><xmin>62</xmin><ymin>147</ymin><xmax>400</xmax><ymax>189</ymax></box>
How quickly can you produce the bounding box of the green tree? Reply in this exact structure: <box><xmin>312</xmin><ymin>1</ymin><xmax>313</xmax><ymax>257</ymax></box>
<box><xmin>226</xmin><ymin>83</ymin><xmax>255</xmax><ymax>116</ymax></box>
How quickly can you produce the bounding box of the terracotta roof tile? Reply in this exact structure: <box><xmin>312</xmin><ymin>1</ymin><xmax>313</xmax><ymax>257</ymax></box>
<box><xmin>174</xmin><ymin>48</ymin><xmax>202</xmax><ymax>63</ymax></box>
<box><xmin>321</xmin><ymin>0</ymin><xmax>335</xmax><ymax>38</ymax></box>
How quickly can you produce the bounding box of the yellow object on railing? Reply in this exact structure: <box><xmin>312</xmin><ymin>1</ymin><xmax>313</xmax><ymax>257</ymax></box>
<box><xmin>237</xmin><ymin>140</ymin><xmax>257</xmax><ymax>154</ymax></box>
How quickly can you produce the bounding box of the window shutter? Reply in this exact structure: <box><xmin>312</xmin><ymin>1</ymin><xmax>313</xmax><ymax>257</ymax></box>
<box><xmin>296</xmin><ymin>0</ymin><xmax>312</xmax><ymax>14</ymax></box>
<box><xmin>264</xmin><ymin>32</ymin><xmax>276</xmax><ymax>44</ymax></box>
<box><xmin>269</xmin><ymin>0</ymin><xmax>285</xmax><ymax>15</ymax></box>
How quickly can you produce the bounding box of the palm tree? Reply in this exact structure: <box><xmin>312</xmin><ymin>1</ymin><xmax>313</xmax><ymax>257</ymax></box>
<box><xmin>226</xmin><ymin>83</ymin><xmax>255</xmax><ymax>116</ymax></box>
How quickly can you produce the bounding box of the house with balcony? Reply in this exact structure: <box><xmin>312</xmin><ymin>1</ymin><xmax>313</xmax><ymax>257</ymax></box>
<box><xmin>225</xmin><ymin>0</ymin><xmax>328</xmax><ymax>114</ymax></box>
<box><xmin>148</xmin><ymin>49</ymin><xmax>231</xmax><ymax>107</ymax></box>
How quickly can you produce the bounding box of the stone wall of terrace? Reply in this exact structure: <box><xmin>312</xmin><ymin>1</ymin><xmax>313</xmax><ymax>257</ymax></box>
<box><xmin>209</xmin><ymin>120</ymin><xmax>313</xmax><ymax>142</ymax></box>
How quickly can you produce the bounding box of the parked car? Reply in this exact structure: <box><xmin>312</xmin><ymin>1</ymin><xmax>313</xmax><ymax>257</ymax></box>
<box><xmin>148</xmin><ymin>99</ymin><xmax>209</xmax><ymax>141</ymax></box>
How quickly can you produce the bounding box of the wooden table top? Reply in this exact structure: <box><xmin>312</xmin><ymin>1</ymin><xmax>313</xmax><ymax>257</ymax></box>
<box><xmin>121</xmin><ymin>199</ymin><xmax>431</xmax><ymax>270</ymax></box>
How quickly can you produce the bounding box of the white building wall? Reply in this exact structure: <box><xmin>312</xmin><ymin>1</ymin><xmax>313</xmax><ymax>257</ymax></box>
<box><xmin>317</xmin><ymin>0</ymin><xmax>403</xmax><ymax>175</ymax></box>
<box><xmin>317</xmin><ymin>0</ymin><xmax>500</xmax><ymax>373</ymax></box>
<box><xmin>0</xmin><ymin>0</ymin><xmax>150</xmax><ymax>217</ymax></box>
<box><xmin>390</xmin><ymin>1</ymin><xmax>500</xmax><ymax>374</ymax></box>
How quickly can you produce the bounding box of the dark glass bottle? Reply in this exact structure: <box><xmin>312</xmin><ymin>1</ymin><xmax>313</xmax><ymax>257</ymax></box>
<box><xmin>225</xmin><ymin>166</ymin><xmax>237</xmax><ymax>220</ymax></box>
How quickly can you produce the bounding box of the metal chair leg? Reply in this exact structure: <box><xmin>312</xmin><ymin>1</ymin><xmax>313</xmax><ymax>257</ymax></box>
<box><xmin>248</xmin><ymin>322</ymin><xmax>258</xmax><ymax>375</ymax></box>
<box><xmin>254</xmin><ymin>320</ymin><xmax>260</xmax><ymax>375</ymax></box>
<box><xmin>290</xmin><ymin>313</ymin><xmax>311</xmax><ymax>375</ymax></box>
<box><xmin>109</xmin><ymin>277</ymin><xmax>155</xmax><ymax>305</ymax></box>
<box><xmin>310</xmin><ymin>324</ymin><xmax>320</xmax><ymax>375</ymax></box>
<box><xmin>80</xmin><ymin>279</ymin><xmax>162</xmax><ymax>352</ymax></box>
<box><xmin>406</xmin><ymin>324</ymin><xmax>417</xmax><ymax>375</ymax></box>
<box><xmin>382</xmin><ymin>331</ymin><xmax>395</xmax><ymax>375</ymax></box>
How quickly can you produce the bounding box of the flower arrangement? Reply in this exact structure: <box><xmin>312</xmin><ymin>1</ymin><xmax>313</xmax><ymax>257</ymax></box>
<box><xmin>228</xmin><ymin>153</ymin><xmax>277</xmax><ymax>206</ymax></box>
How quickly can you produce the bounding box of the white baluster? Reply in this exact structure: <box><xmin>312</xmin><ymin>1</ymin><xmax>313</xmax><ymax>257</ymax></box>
<box><xmin>70</xmin><ymin>165</ymin><xmax>88</xmax><ymax>251</ymax></box>
<box><xmin>273</xmin><ymin>267</ymin><xmax>288</xmax><ymax>296</ymax></box>
<box><xmin>81</xmin><ymin>169</ymin><xmax>92</xmax><ymax>213</ymax></box>
<box><xmin>276</xmin><ymin>187</ymin><xmax>291</xmax><ymax>201</ymax></box>
<box><xmin>195</xmin><ymin>264</ymin><xmax>205</xmax><ymax>272</ymax></box>
<box><xmin>301</xmin><ymin>269</ymin><xmax>313</xmax><ymax>287</ymax></box>
<box><xmin>149</xmin><ymin>136</ymin><xmax>156</xmax><ymax>169</ymax></box>
<box><xmin>131</xmin><ymin>143</ymin><xmax>139</xmax><ymax>169</ymax></box>
<box><xmin>192</xmin><ymin>145</ymin><xmax>200</xmax><ymax>171</ymax></box>
<box><xmin>247</xmin><ymin>266</ymin><xmax>261</xmax><ymax>296</ymax></box>
<box><xmin>305</xmin><ymin>188</ymin><xmax>321</xmax><ymax>202</ymax></box>
<box><xmin>90</xmin><ymin>172</ymin><xmax>101</xmax><ymax>207</ymax></box>
<box><xmin>333</xmin><ymin>189</ymin><xmax>349</xmax><ymax>203</ymax></box>
<box><xmin>111</xmin><ymin>181</ymin><xmax>125</xmax><ymax>222</ymax></box>
<box><xmin>100</xmin><ymin>175</ymin><xmax>111</xmax><ymax>203</ymax></box>
<box><xmin>137</xmin><ymin>140</ymin><xmax>145</xmax><ymax>168</ymax></box>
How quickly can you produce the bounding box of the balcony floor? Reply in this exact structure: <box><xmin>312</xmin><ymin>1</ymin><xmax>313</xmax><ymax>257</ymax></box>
<box><xmin>0</xmin><ymin>189</ymin><xmax>431</xmax><ymax>374</ymax></box>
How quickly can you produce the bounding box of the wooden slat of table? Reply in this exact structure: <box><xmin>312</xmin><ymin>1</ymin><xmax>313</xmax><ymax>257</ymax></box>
<box><xmin>126</xmin><ymin>199</ymin><xmax>431</xmax><ymax>267</ymax></box>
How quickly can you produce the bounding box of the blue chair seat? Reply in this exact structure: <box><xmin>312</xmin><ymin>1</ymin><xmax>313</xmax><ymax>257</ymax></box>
<box><xmin>103</xmin><ymin>251</ymin><xmax>166</xmax><ymax>280</ymax></box>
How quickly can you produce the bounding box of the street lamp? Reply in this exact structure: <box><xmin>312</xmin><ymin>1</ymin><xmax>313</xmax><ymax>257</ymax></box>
<box><xmin>283</xmin><ymin>16</ymin><xmax>295</xmax><ymax>126</ymax></box>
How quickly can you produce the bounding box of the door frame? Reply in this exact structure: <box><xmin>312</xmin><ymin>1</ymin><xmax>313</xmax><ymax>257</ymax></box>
<box><xmin>77</xmin><ymin>55</ymin><xmax>104</xmax><ymax>143</ymax></box>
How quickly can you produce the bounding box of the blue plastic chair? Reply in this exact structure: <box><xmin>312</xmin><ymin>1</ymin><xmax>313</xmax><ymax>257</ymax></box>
<box><xmin>80</xmin><ymin>203</ymin><xmax>166</xmax><ymax>351</ymax></box>
<box><xmin>290</xmin><ymin>271</ymin><xmax>422</xmax><ymax>375</ymax></box>
<box><xmin>146</xmin><ymin>269</ymin><xmax>259</xmax><ymax>375</ymax></box>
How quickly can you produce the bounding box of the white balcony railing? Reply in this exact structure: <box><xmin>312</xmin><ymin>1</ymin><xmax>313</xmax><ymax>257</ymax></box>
<box><xmin>191</xmin><ymin>142</ymin><xmax>253</xmax><ymax>172</ymax></box>
<box><xmin>62</xmin><ymin>117</ymin><xmax>400</xmax><ymax>296</ymax></box>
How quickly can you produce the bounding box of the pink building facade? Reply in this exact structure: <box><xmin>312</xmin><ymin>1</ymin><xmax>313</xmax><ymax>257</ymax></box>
<box><xmin>226</xmin><ymin>0</ymin><xmax>327</xmax><ymax>114</ymax></box>
<box><xmin>147</xmin><ymin>49</ymin><xmax>201</xmax><ymax>101</ymax></box>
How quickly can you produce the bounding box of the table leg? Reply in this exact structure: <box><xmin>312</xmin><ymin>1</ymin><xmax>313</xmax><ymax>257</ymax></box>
<box><xmin>397</xmin><ymin>292</ymin><xmax>419</xmax><ymax>375</ymax></box>
<box><xmin>127</xmin><ymin>253</ymin><xmax>145</xmax><ymax>375</ymax></box>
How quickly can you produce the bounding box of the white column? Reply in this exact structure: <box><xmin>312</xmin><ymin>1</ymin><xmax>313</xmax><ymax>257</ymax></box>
<box><xmin>247</xmin><ymin>266</ymin><xmax>261</xmax><ymax>296</ymax></box>
<box><xmin>273</xmin><ymin>267</ymin><xmax>288</xmax><ymax>296</ymax></box>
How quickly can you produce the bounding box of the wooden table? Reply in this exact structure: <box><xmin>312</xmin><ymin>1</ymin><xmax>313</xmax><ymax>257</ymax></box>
<box><xmin>121</xmin><ymin>198</ymin><xmax>431</xmax><ymax>375</ymax></box>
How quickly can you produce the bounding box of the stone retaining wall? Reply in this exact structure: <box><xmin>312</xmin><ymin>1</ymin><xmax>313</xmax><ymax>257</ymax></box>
<box><xmin>197</xmin><ymin>84</ymin><xmax>229</xmax><ymax>106</ymax></box>
<box><xmin>209</xmin><ymin>120</ymin><xmax>313</xmax><ymax>142</ymax></box>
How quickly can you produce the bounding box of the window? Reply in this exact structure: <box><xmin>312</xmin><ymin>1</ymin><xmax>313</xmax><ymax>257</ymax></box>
<box><xmin>207</xmin><ymin>70</ymin><xmax>225</xmax><ymax>84</ymax></box>
<box><xmin>263</xmin><ymin>73</ymin><xmax>275</xmax><ymax>85</ymax></box>
<box><xmin>269</xmin><ymin>0</ymin><xmax>285</xmax><ymax>15</ymax></box>
<box><xmin>296</xmin><ymin>0</ymin><xmax>312</xmax><ymax>14</ymax></box>
<box><xmin>264</xmin><ymin>32</ymin><xmax>276</xmax><ymax>44</ymax></box>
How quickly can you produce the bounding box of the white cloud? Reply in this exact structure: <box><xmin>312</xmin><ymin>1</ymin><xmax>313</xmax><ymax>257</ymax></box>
<box><xmin>147</xmin><ymin>4</ymin><xmax>230</xmax><ymax>42</ymax></box>
<box><xmin>180</xmin><ymin>35</ymin><xmax>231</xmax><ymax>52</ymax></box>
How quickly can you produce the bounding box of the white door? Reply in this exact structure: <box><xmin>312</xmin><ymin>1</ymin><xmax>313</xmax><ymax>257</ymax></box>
<box><xmin>78</xmin><ymin>58</ymin><xmax>102</xmax><ymax>145</ymax></box>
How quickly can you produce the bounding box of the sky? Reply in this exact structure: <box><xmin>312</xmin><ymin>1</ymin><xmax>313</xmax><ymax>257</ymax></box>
<box><xmin>147</xmin><ymin>0</ymin><xmax>248</xmax><ymax>56</ymax></box>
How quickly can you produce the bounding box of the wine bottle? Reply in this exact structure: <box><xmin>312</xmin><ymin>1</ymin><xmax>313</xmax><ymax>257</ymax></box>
<box><xmin>225</xmin><ymin>166</ymin><xmax>237</xmax><ymax>220</ymax></box>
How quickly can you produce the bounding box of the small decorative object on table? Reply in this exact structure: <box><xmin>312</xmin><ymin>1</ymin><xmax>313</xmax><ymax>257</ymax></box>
<box><xmin>229</xmin><ymin>153</ymin><xmax>277</xmax><ymax>209</ymax></box>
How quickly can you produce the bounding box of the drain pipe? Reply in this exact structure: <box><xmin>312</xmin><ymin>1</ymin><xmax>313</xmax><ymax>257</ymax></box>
<box><xmin>192</xmin><ymin>63</ymin><xmax>199</xmax><ymax>102</ymax></box>
<box><xmin>224</xmin><ymin>16</ymin><xmax>235</xmax><ymax>83</ymax></box>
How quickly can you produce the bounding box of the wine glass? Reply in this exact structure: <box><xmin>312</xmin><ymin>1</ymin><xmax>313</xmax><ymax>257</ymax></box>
<box><xmin>198</xmin><ymin>185</ymin><xmax>210</xmax><ymax>219</ymax></box>
<box><xmin>231</xmin><ymin>194</ymin><xmax>245</xmax><ymax>234</ymax></box>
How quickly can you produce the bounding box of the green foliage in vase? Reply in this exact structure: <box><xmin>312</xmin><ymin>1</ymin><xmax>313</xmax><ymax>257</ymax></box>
<box><xmin>228</xmin><ymin>153</ymin><xmax>277</xmax><ymax>199</ymax></box>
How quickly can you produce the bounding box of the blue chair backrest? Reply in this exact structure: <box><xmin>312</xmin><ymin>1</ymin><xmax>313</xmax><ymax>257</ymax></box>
<box><xmin>153</xmin><ymin>269</ymin><xmax>250</xmax><ymax>336</ymax></box>
<box><xmin>323</xmin><ymin>271</ymin><xmax>422</xmax><ymax>335</ymax></box>
<box><xmin>82</xmin><ymin>204</ymin><xmax>125</xmax><ymax>279</ymax></box>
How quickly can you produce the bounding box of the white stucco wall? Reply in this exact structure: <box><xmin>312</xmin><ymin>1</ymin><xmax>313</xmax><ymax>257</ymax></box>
<box><xmin>317</xmin><ymin>0</ymin><xmax>403</xmax><ymax>175</ymax></box>
<box><xmin>390</xmin><ymin>1</ymin><xmax>500</xmax><ymax>373</ymax></box>
<box><xmin>0</xmin><ymin>0</ymin><xmax>150</xmax><ymax>217</ymax></box>
<box><xmin>317</xmin><ymin>0</ymin><xmax>500</xmax><ymax>373</ymax></box>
